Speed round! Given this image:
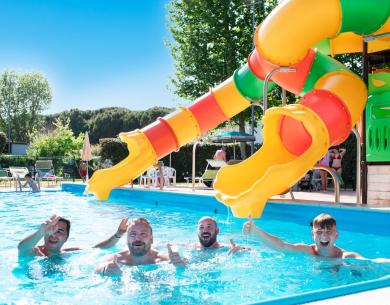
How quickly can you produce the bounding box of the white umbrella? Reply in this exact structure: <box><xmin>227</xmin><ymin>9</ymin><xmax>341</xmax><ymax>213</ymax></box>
<box><xmin>81</xmin><ymin>132</ymin><xmax>92</xmax><ymax>182</ymax></box>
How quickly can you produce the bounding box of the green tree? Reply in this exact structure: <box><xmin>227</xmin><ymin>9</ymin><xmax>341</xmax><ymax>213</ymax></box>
<box><xmin>166</xmin><ymin>0</ymin><xmax>278</xmax><ymax>158</ymax></box>
<box><xmin>0</xmin><ymin>71</ymin><xmax>18</xmax><ymax>145</ymax></box>
<box><xmin>27</xmin><ymin>118</ymin><xmax>84</xmax><ymax>158</ymax></box>
<box><xmin>0</xmin><ymin>70</ymin><xmax>52</xmax><ymax>143</ymax></box>
<box><xmin>0</xmin><ymin>131</ymin><xmax>6</xmax><ymax>153</ymax></box>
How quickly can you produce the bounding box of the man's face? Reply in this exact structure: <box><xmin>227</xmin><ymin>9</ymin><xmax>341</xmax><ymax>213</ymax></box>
<box><xmin>312</xmin><ymin>225</ymin><xmax>338</xmax><ymax>249</ymax></box>
<box><xmin>127</xmin><ymin>223</ymin><xmax>153</xmax><ymax>256</ymax></box>
<box><xmin>43</xmin><ymin>220</ymin><xmax>68</xmax><ymax>251</ymax></box>
<box><xmin>197</xmin><ymin>218</ymin><xmax>219</xmax><ymax>247</ymax></box>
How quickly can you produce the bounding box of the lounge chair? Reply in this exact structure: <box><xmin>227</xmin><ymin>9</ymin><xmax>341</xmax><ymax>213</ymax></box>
<box><xmin>35</xmin><ymin>160</ymin><xmax>63</xmax><ymax>186</ymax></box>
<box><xmin>9</xmin><ymin>167</ymin><xmax>30</xmax><ymax>190</ymax></box>
<box><xmin>0</xmin><ymin>169</ymin><xmax>12</xmax><ymax>187</ymax></box>
<box><xmin>185</xmin><ymin>159</ymin><xmax>227</xmax><ymax>188</ymax></box>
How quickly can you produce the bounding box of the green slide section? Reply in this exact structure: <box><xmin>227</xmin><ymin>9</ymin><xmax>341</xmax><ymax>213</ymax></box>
<box><xmin>339</xmin><ymin>0</ymin><xmax>390</xmax><ymax>35</ymax></box>
<box><xmin>366</xmin><ymin>72</ymin><xmax>390</xmax><ymax>162</ymax></box>
<box><xmin>301</xmin><ymin>51</ymin><xmax>349</xmax><ymax>95</ymax></box>
<box><xmin>369</xmin><ymin>71</ymin><xmax>390</xmax><ymax>95</ymax></box>
<box><xmin>233</xmin><ymin>63</ymin><xmax>276</xmax><ymax>101</ymax></box>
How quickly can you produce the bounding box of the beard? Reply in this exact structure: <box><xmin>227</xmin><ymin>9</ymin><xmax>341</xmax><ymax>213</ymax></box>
<box><xmin>129</xmin><ymin>241</ymin><xmax>150</xmax><ymax>256</ymax></box>
<box><xmin>198</xmin><ymin>232</ymin><xmax>217</xmax><ymax>247</ymax></box>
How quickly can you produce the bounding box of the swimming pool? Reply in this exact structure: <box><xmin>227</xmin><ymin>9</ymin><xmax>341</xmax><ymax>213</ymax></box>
<box><xmin>0</xmin><ymin>184</ymin><xmax>389</xmax><ymax>304</ymax></box>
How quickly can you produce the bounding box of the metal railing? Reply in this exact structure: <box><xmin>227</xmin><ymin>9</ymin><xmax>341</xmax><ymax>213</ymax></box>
<box><xmin>312</xmin><ymin>165</ymin><xmax>341</xmax><ymax>203</ymax></box>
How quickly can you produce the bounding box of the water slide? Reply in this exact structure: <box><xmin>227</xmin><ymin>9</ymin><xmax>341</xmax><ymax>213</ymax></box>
<box><xmin>87</xmin><ymin>0</ymin><xmax>390</xmax><ymax>218</ymax></box>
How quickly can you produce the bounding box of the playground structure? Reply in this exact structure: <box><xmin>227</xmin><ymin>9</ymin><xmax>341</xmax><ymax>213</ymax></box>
<box><xmin>87</xmin><ymin>0</ymin><xmax>390</xmax><ymax>217</ymax></box>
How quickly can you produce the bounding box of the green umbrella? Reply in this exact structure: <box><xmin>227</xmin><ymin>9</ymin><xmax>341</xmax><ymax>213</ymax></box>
<box><xmin>210</xmin><ymin>131</ymin><xmax>256</xmax><ymax>159</ymax></box>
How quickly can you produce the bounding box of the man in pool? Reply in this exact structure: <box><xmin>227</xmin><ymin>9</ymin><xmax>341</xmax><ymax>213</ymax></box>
<box><xmin>243</xmin><ymin>213</ymin><xmax>390</xmax><ymax>262</ymax></box>
<box><xmin>18</xmin><ymin>214</ymin><xmax>129</xmax><ymax>257</ymax></box>
<box><xmin>95</xmin><ymin>218</ymin><xmax>184</xmax><ymax>276</ymax></box>
<box><xmin>191</xmin><ymin>216</ymin><xmax>246</xmax><ymax>255</ymax></box>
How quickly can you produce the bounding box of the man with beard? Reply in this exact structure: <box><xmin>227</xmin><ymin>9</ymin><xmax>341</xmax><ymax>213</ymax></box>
<box><xmin>96</xmin><ymin>218</ymin><xmax>183</xmax><ymax>276</ymax></box>
<box><xmin>243</xmin><ymin>213</ymin><xmax>390</xmax><ymax>261</ymax></box>
<box><xmin>192</xmin><ymin>216</ymin><xmax>245</xmax><ymax>255</ymax></box>
<box><xmin>18</xmin><ymin>214</ymin><xmax>129</xmax><ymax>257</ymax></box>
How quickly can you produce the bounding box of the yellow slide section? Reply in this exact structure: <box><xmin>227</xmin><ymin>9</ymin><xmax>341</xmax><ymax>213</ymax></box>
<box><xmin>86</xmin><ymin>130</ymin><xmax>156</xmax><ymax>200</ymax></box>
<box><xmin>214</xmin><ymin>104</ymin><xmax>329</xmax><ymax>218</ymax></box>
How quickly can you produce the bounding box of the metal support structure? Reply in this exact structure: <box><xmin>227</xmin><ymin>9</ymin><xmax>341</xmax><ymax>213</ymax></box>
<box><xmin>361</xmin><ymin>40</ymin><xmax>369</xmax><ymax>204</ymax></box>
<box><xmin>250</xmin><ymin>104</ymin><xmax>255</xmax><ymax>155</ymax></box>
<box><xmin>313</xmin><ymin>165</ymin><xmax>341</xmax><ymax>204</ymax></box>
<box><xmin>262</xmin><ymin>67</ymin><xmax>296</xmax><ymax>112</ymax></box>
<box><xmin>352</xmin><ymin>128</ymin><xmax>361</xmax><ymax>204</ymax></box>
<box><xmin>282</xmin><ymin>88</ymin><xmax>287</xmax><ymax>106</ymax></box>
<box><xmin>192</xmin><ymin>140</ymin><xmax>201</xmax><ymax>192</ymax></box>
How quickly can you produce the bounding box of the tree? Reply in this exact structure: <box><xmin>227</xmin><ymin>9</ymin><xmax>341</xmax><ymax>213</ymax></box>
<box><xmin>0</xmin><ymin>70</ymin><xmax>52</xmax><ymax>143</ymax></box>
<box><xmin>166</xmin><ymin>0</ymin><xmax>278</xmax><ymax>158</ymax></box>
<box><xmin>0</xmin><ymin>71</ymin><xmax>18</xmax><ymax>147</ymax></box>
<box><xmin>27</xmin><ymin>118</ymin><xmax>84</xmax><ymax>158</ymax></box>
<box><xmin>0</xmin><ymin>131</ymin><xmax>6</xmax><ymax>153</ymax></box>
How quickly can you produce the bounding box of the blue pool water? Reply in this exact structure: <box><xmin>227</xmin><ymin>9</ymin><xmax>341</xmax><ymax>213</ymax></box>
<box><xmin>0</xmin><ymin>186</ymin><xmax>389</xmax><ymax>304</ymax></box>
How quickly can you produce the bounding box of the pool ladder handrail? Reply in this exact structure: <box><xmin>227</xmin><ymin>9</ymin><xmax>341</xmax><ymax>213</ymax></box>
<box><xmin>311</xmin><ymin>165</ymin><xmax>341</xmax><ymax>203</ymax></box>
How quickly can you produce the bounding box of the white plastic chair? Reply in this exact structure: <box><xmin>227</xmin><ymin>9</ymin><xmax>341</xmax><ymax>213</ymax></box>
<box><xmin>162</xmin><ymin>166</ymin><xmax>176</xmax><ymax>187</ymax></box>
<box><xmin>139</xmin><ymin>167</ymin><xmax>158</xmax><ymax>187</ymax></box>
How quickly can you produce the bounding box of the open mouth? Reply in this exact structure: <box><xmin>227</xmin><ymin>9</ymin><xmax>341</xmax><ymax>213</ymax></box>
<box><xmin>48</xmin><ymin>237</ymin><xmax>59</xmax><ymax>245</ymax></box>
<box><xmin>202</xmin><ymin>233</ymin><xmax>211</xmax><ymax>240</ymax></box>
<box><xmin>319</xmin><ymin>241</ymin><xmax>330</xmax><ymax>247</ymax></box>
<box><xmin>132</xmin><ymin>241</ymin><xmax>145</xmax><ymax>247</ymax></box>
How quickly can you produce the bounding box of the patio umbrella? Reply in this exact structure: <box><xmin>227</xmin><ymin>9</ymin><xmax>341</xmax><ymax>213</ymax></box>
<box><xmin>210</xmin><ymin>131</ymin><xmax>256</xmax><ymax>159</ymax></box>
<box><xmin>81</xmin><ymin>132</ymin><xmax>92</xmax><ymax>182</ymax></box>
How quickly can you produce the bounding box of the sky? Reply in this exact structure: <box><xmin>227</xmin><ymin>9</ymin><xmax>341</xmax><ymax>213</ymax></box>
<box><xmin>0</xmin><ymin>0</ymin><xmax>180</xmax><ymax>114</ymax></box>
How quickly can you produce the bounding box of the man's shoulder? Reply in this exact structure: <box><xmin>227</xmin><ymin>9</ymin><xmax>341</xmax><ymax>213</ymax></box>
<box><xmin>62</xmin><ymin>247</ymin><xmax>81</xmax><ymax>252</ymax></box>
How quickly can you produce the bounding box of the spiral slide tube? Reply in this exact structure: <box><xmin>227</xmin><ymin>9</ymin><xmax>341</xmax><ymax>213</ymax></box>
<box><xmin>87</xmin><ymin>0</ymin><xmax>389</xmax><ymax>219</ymax></box>
<box><xmin>214</xmin><ymin>0</ymin><xmax>389</xmax><ymax>217</ymax></box>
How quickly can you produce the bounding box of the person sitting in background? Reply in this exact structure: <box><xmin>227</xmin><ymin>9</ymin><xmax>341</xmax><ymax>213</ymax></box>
<box><xmin>18</xmin><ymin>215</ymin><xmax>128</xmax><ymax>257</ymax></box>
<box><xmin>329</xmin><ymin>146</ymin><xmax>347</xmax><ymax>174</ymax></box>
<box><xmin>17</xmin><ymin>173</ymin><xmax>40</xmax><ymax>193</ymax></box>
<box><xmin>213</xmin><ymin>146</ymin><xmax>227</xmax><ymax>162</ymax></box>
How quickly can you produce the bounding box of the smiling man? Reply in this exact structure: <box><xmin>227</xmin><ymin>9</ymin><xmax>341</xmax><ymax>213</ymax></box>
<box><xmin>96</xmin><ymin>218</ymin><xmax>184</xmax><ymax>276</ymax></box>
<box><xmin>243</xmin><ymin>213</ymin><xmax>362</xmax><ymax>259</ymax></box>
<box><xmin>191</xmin><ymin>216</ymin><xmax>245</xmax><ymax>255</ymax></box>
<box><xmin>18</xmin><ymin>215</ymin><xmax>129</xmax><ymax>257</ymax></box>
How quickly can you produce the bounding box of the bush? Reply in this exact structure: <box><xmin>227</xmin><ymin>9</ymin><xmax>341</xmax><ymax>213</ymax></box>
<box><xmin>28</xmin><ymin>118</ymin><xmax>84</xmax><ymax>158</ymax></box>
<box><xmin>99</xmin><ymin>138</ymin><xmax>129</xmax><ymax>165</ymax></box>
<box><xmin>0</xmin><ymin>132</ymin><xmax>6</xmax><ymax>153</ymax></box>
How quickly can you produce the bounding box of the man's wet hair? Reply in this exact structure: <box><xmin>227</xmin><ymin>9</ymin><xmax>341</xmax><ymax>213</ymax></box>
<box><xmin>310</xmin><ymin>213</ymin><xmax>336</xmax><ymax>229</ymax></box>
<box><xmin>129</xmin><ymin>218</ymin><xmax>153</xmax><ymax>234</ymax></box>
<box><xmin>25</xmin><ymin>173</ymin><xmax>32</xmax><ymax>178</ymax></box>
<box><xmin>58</xmin><ymin>217</ymin><xmax>71</xmax><ymax>238</ymax></box>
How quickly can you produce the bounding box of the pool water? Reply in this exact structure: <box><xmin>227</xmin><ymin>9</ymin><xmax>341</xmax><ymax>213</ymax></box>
<box><xmin>1</xmin><ymin>190</ymin><xmax>389</xmax><ymax>304</ymax></box>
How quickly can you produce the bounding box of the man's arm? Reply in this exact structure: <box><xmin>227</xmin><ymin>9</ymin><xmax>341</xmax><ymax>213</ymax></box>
<box><xmin>96</xmin><ymin>254</ymin><xmax>123</xmax><ymax>276</ymax></box>
<box><xmin>243</xmin><ymin>216</ymin><xmax>312</xmax><ymax>254</ymax></box>
<box><xmin>93</xmin><ymin>218</ymin><xmax>128</xmax><ymax>249</ymax></box>
<box><xmin>18</xmin><ymin>215</ymin><xmax>60</xmax><ymax>256</ymax></box>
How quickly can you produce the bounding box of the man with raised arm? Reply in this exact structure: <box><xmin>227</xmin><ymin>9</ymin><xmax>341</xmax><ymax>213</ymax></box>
<box><xmin>96</xmin><ymin>218</ymin><xmax>184</xmax><ymax>276</ymax></box>
<box><xmin>243</xmin><ymin>213</ymin><xmax>390</xmax><ymax>262</ymax></box>
<box><xmin>191</xmin><ymin>216</ymin><xmax>246</xmax><ymax>255</ymax></box>
<box><xmin>18</xmin><ymin>215</ymin><xmax>129</xmax><ymax>257</ymax></box>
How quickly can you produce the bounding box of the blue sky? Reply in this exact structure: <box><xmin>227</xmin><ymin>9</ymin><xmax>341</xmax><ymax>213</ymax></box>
<box><xmin>0</xmin><ymin>0</ymin><xmax>180</xmax><ymax>114</ymax></box>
